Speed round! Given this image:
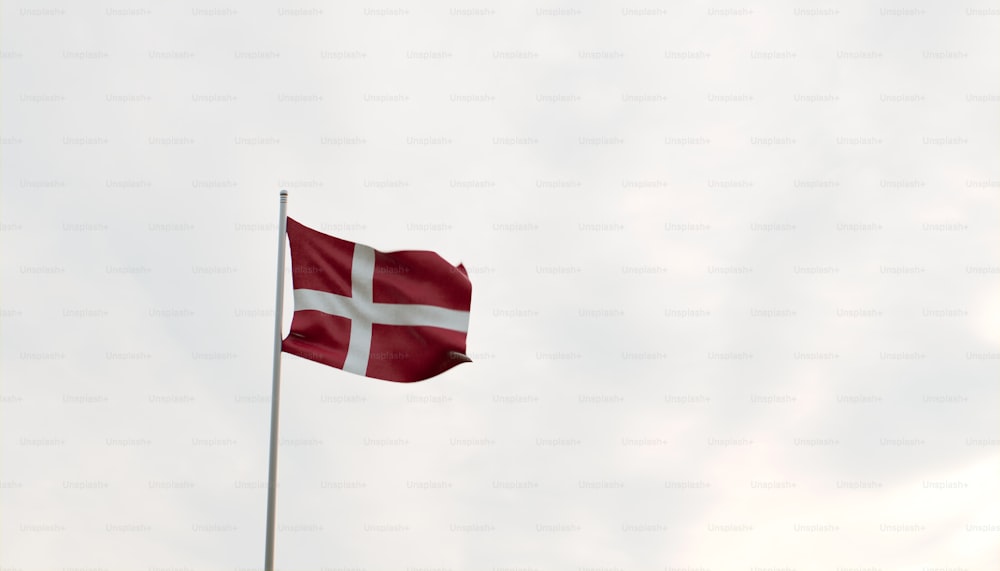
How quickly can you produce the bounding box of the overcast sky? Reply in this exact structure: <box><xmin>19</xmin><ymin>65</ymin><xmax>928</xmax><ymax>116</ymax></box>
<box><xmin>2</xmin><ymin>1</ymin><xmax>999</xmax><ymax>570</ymax></box>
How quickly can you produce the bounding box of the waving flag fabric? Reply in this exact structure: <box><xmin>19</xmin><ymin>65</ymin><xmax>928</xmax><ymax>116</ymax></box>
<box><xmin>281</xmin><ymin>218</ymin><xmax>472</xmax><ymax>382</ymax></box>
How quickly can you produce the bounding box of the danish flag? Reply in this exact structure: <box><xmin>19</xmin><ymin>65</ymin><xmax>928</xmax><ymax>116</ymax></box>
<box><xmin>280</xmin><ymin>218</ymin><xmax>472</xmax><ymax>382</ymax></box>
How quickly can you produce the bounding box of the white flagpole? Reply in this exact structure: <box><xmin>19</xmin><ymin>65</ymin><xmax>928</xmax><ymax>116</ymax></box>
<box><xmin>264</xmin><ymin>189</ymin><xmax>288</xmax><ymax>571</ymax></box>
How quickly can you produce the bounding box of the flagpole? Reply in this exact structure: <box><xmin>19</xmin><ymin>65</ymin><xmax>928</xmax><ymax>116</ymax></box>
<box><xmin>264</xmin><ymin>189</ymin><xmax>288</xmax><ymax>571</ymax></box>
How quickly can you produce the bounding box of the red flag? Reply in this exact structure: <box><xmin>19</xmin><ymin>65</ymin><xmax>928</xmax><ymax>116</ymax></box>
<box><xmin>281</xmin><ymin>218</ymin><xmax>472</xmax><ymax>382</ymax></box>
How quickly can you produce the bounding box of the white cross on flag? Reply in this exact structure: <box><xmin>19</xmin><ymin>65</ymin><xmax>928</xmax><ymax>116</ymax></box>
<box><xmin>281</xmin><ymin>218</ymin><xmax>472</xmax><ymax>382</ymax></box>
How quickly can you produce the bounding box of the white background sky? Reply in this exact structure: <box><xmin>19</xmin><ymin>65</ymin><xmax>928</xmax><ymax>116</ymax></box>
<box><xmin>1</xmin><ymin>2</ymin><xmax>999</xmax><ymax>570</ymax></box>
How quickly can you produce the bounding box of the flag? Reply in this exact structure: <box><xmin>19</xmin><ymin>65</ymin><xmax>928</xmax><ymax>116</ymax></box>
<box><xmin>280</xmin><ymin>218</ymin><xmax>472</xmax><ymax>382</ymax></box>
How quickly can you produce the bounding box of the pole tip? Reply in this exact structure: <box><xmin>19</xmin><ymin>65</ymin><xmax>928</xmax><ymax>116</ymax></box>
<box><xmin>279</xmin><ymin>189</ymin><xmax>288</xmax><ymax>196</ymax></box>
